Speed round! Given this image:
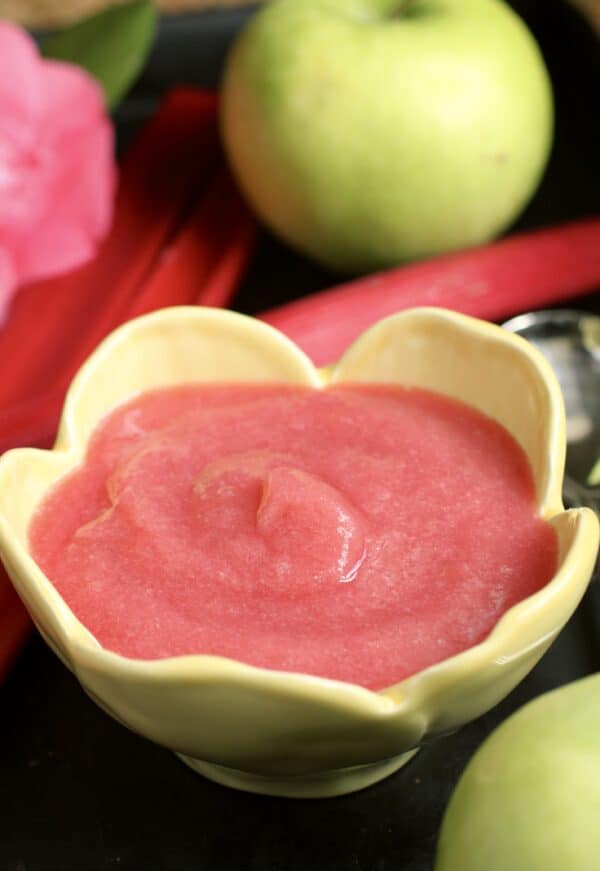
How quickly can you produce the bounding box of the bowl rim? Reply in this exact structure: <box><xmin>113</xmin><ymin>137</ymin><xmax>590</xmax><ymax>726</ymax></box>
<box><xmin>0</xmin><ymin>305</ymin><xmax>597</xmax><ymax>719</ymax></box>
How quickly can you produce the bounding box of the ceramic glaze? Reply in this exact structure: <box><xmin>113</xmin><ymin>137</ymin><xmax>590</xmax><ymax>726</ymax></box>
<box><xmin>29</xmin><ymin>383</ymin><xmax>557</xmax><ymax>690</ymax></box>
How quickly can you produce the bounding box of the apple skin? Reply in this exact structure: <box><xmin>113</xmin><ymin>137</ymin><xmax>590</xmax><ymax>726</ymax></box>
<box><xmin>221</xmin><ymin>0</ymin><xmax>553</xmax><ymax>274</ymax></box>
<box><xmin>435</xmin><ymin>674</ymin><xmax>600</xmax><ymax>871</ymax></box>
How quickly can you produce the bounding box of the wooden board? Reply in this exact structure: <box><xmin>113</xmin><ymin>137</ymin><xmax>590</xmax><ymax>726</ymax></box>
<box><xmin>567</xmin><ymin>0</ymin><xmax>600</xmax><ymax>34</ymax></box>
<box><xmin>2</xmin><ymin>0</ymin><xmax>597</xmax><ymax>35</ymax></box>
<box><xmin>0</xmin><ymin>0</ymin><xmax>261</xmax><ymax>29</ymax></box>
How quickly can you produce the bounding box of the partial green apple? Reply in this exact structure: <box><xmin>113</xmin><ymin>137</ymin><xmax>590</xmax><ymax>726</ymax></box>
<box><xmin>436</xmin><ymin>674</ymin><xmax>600</xmax><ymax>871</ymax></box>
<box><xmin>221</xmin><ymin>0</ymin><xmax>553</xmax><ymax>273</ymax></box>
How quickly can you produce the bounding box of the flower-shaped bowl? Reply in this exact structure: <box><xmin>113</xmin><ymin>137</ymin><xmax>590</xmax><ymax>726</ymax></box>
<box><xmin>0</xmin><ymin>307</ymin><xmax>597</xmax><ymax>798</ymax></box>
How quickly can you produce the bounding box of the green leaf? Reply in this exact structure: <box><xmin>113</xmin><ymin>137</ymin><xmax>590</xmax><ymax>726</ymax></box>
<box><xmin>588</xmin><ymin>457</ymin><xmax>600</xmax><ymax>488</ymax></box>
<box><xmin>42</xmin><ymin>0</ymin><xmax>157</xmax><ymax>110</ymax></box>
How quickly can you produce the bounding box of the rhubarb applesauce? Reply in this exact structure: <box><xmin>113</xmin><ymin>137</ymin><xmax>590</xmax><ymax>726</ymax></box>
<box><xmin>29</xmin><ymin>384</ymin><xmax>557</xmax><ymax>690</ymax></box>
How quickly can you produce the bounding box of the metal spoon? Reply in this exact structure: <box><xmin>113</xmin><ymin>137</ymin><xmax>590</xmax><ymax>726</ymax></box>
<box><xmin>502</xmin><ymin>309</ymin><xmax>600</xmax><ymax>512</ymax></box>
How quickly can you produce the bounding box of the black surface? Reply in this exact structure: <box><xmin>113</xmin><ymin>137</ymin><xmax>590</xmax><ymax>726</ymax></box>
<box><xmin>2</xmin><ymin>2</ymin><xmax>599</xmax><ymax>869</ymax></box>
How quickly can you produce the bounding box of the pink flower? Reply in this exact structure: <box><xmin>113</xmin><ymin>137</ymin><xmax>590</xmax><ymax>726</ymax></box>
<box><xmin>0</xmin><ymin>23</ymin><xmax>116</xmax><ymax>321</ymax></box>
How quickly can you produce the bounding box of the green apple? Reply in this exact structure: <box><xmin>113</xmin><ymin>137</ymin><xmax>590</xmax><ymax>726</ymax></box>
<box><xmin>221</xmin><ymin>0</ymin><xmax>553</xmax><ymax>273</ymax></box>
<box><xmin>436</xmin><ymin>675</ymin><xmax>600</xmax><ymax>871</ymax></box>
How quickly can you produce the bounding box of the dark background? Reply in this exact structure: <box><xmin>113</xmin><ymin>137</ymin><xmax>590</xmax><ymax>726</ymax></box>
<box><xmin>2</xmin><ymin>2</ymin><xmax>599</xmax><ymax>869</ymax></box>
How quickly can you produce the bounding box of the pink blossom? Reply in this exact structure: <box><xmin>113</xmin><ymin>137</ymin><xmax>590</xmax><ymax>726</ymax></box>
<box><xmin>0</xmin><ymin>23</ymin><xmax>116</xmax><ymax>320</ymax></box>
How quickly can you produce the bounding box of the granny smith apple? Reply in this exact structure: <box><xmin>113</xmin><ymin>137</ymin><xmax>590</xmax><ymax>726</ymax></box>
<box><xmin>436</xmin><ymin>675</ymin><xmax>600</xmax><ymax>871</ymax></box>
<box><xmin>221</xmin><ymin>0</ymin><xmax>553</xmax><ymax>273</ymax></box>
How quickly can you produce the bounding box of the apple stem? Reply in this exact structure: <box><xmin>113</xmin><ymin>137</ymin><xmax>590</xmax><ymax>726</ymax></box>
<box><xmin>380</xmin><ymin>0</ymin><xmax>416</xmax><ymax>18</ymax></box>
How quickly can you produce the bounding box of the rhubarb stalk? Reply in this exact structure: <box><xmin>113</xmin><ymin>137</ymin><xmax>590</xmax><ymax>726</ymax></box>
<box><xmin>262</xmin><ymin>218</ymin><xmax>600</xmax><ymax>366</ymax></box>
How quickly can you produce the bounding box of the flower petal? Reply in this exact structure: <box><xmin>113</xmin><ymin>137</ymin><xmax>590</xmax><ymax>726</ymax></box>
<box><xmin>38</xmin><ymin>60</ymin><xmax>108</xmax><ymax>132</ymax></box>
<box><xmin>56</xmin><ymin>119</ymin><xmax>116</xmax><ymax>239</ymax></box>
<box><xmin>10</xmin><ymin>121</ymin><xmax>116</xmax><ymax>285</ymax></box>
<box><xmin>0</xmin><ymin>25</ymin><xmax>116</xmax><ymax>286</ymax></box>
<box><xmin>0</xmin><ymin>23</ymin><xmax>41</xmax><ymax>123</ymax></box>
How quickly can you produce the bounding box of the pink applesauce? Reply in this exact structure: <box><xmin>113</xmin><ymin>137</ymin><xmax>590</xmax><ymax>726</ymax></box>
<box><xmin>29</xmin><ymin>384</ymin><xmax>557</xmax><ymax>690</ymax></box>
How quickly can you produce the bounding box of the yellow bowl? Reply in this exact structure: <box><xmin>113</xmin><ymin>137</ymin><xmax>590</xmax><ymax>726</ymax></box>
<box><xmin>0</xmin><ymin>307</ymin><xmax>597</xmax><ymax>798</ymax></box>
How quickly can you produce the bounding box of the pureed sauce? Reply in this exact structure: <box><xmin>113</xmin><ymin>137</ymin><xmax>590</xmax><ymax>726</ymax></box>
<box><xmin>29</xmin><ymin>384</ymin><xmax>557</xmax><ymax>690</ymax></box>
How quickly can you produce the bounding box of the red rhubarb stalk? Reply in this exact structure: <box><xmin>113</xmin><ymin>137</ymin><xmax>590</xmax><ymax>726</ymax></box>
<box><xmin>262</xmin><ymin>218</ymin><xmax>600</xmax><ymax>366</ymax></box>
<box><xmin>128</xmin><ymin>166</ymin><xmax>257</xmax><ymax>318</ymax></box>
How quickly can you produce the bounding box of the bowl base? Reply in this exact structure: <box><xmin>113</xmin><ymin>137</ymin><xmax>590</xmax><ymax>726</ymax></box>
<box><xmin>177</xmin><ymin>748</ymin><xmax>419</xmax><ymax>798</ymax></box>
